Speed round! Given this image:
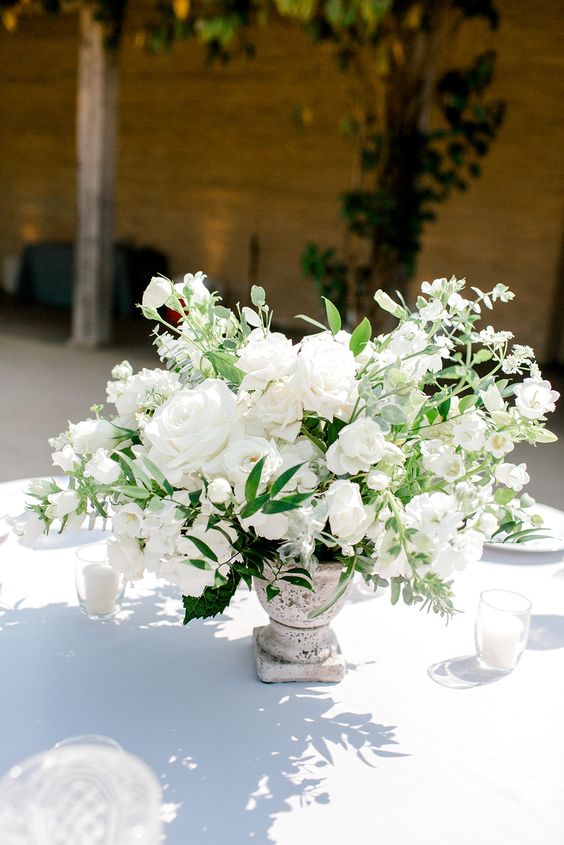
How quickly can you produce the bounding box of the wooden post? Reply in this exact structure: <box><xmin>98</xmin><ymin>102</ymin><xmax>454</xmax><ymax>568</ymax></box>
<box><xmin>71</xmin><ymin>3</ymin><xmax>118</xmax><ymax>347</ymax></box>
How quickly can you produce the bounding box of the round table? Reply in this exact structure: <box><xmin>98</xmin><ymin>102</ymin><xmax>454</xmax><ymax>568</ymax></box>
<box><xmin>1</xmin><ymin>478</ymin><xmax>563</xmax><ymax>844</ymax></box>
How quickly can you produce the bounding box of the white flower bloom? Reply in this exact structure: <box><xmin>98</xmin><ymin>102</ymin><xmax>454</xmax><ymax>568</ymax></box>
<box><xmin>107</xmin><ymin>535</ymin><xmax>146</xmax><ymax>580</ymax></box>
<box><xmin>8</xmin><ymin>511</ymin><xmax>45</xmax><ymax>545</ymax></box>
<box><xmin>325</xmin><ymin>480</ymin><xmax>375</xmax><ymax>546</ymax></box>
<box><xmin>207</xmin><ymin>478</ymin><xmax>232</xmax><ymax>505</ymax></box>
<box><xmin>237</xmin><ymin>330</ymin><xmax>297</xmax><ymax>391</ymax></box>
<box><xmin>159</xmin><ymin>556</ymin><xmax>215</xmax><ymax>597</ymax></box>
<box><xmin>492</xmin><ymin>284</ymin><xmax>514</xmax><ymax>302</ymax></box>
<box><xmin>469</xmin><ymin>511</ymin><xmax>498</xmax><ymax>539</ymax></box>
<box><xmin>334</xmin><ymin>330</ymin><xmax>374</xmax><ymax>369</ymax></box>
<box><xmin>278</xmin><ymin>439</ymin><xmax>321</xmax><ymax>492</ymax></box>
<box><xmin>84</xmin><ymin>448</ymin><xmax>121</xmax><ymax>485</ymax></box>
<box><xmin>52</xmin><ymin>444</ymin><xmax>80</xmax><ymax>472</ymax></box>
<box><xmin>373</xmin><ymin>548</ymin><xmax>412</xmax><ymax>579</ymax></box>
<box><xmin>69</xmin><ymin>418</ymin><xmax>121</xmax><ymax>454</ymax></box>
<box><xmin>421</xmin><ymin>278</ymin><xmax>448</xmax><ymax>297</ymax></box>
<box><xmin>143</xmin><ymin>380</ymin><xmax>238</xmax><ymax>484</ymax></box>
<box><xmin>387</xmin><ymin>322</ymin><xmax>428</xmax><ymax>358</ymax></box>
<box><xmin>366</xmin><ymin>469</ymin><xmax>390</xmax><ymax>491</ymax></box>
<box><xmin>326</xmin><ymin>418</ymin><xmax>387</xmax><ymax>475</ymax></box>
<box><xmin>27</xmin><ymin>478</ymin><xmax>53</xmax><ymax>497</ymax></box>
<box><xmin>294</xmin><ymin>335</ymin><xmax>357</xmax><ymax>421</ymax></box>
<box><xmin>433</xmin><ymin>529</ymin><xmax>485</xmax><ymax>577</ymax></box>
<box><xmin>485</xmin><ymin>431</ymin><xmax>514</xmax><ymax>459</ymax></box>
<box><xmin>480</xmin><ymin>383</ymin><xmax>505</xmax><ymax>413</ymax></box>
<box><xmin>112</xmin><ymin>368</ymin><xmax>180</xmax><ymax>425</ymax></box>
<box><xmin>419</xmin><ymin>299</ymin><xmax>446</xmax><ymax>324</ymax></box>
<box><xmin>220</xmin><ymin>435</ymin><xmax>282</xmax><ymax>488</ymax></box>
<box><xmin>239</xmin><ymin>510</ymin><xmax>290</xmax><ymax>541</ymax></box>
<box><xmin>46</xmin><ymin>490</ymin><xmax>79</xmax><ymax>518</ymax></box>
<box><xmin>112</xmin><ymin>503</ymin><xmax>146</xmax><ymax>538</ymax></box>
<box><xmin>495</xmin><ymin>462</ymin><xmax>529</xmax><ymax>492</ymax></box>
<box><xmin>253</xmin><ymin>378</ymin><xmax>303</xmax><ymax>442</ymax></box>
<box><xmin>178</xmin><ymin>271</ymin><xmax>211</xmax><ymax>305</ymax></box>
<box><xmin>451</xmin><ymin>413</ymin><xmax>487</xmax><ymax>452</ymax></box>
<box><xmin>111</xmin><ymin>360</ymin><xmax>133</xmax><ymax>381</ymax></box>
<box><xmin>142</xmin><ymin>276</ymin><xmax>173</xmax><ymax>309</ymax></box>
<box><xmin>514</xmin><ymin>378</ymin><xmax>559</xmax><ymax>420</ymax></box>
<box><xmin>404</xmin><ymin>492</ymin><xmax>462</xmax><ymax>546</ymax></box>
<box><xmin>178</xmin><ymin>520</ymin><xmax>239</xmax><ymax>567</ymax></box>
<box><xmin>476</xmin><ymin>326</ymin><xmax>513</xmax><ymax>348</ymax></box>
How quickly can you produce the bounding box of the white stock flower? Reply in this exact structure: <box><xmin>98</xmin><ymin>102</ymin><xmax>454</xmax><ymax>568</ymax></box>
<box><xmin>112</xmin><ymin>503</ymin><xmax>145</xmax><ymax>538</ymax></box>
<box><xmin>294</xmin><ymin>335</ymin><xmax>357</xmax><ymax>421</ymax></box>
<box><xmin>84</xmin><ymin>449</ymin><xmax>121</xmax><ymax>485</ymax></box>
<box><xmin>52</xmin><ymin>444</ymin><xmax>80</xmax><ymax>472</ymax></box>
<box><xmin>178</xmin><ymin>271</ymin><xmax>211</xmax><ymax>305</ymax></box>
<box><xmin>253</xmin><ymin>379</ymin><xmax>303</xmax><ymax>442</ymax></box>
<box><xmin>113</xmin><ymin>368</ymin><xmax>180</xmax><ymax>424</ymax></box>
<box><xmin>485</xmin><ymin>431</ymin><xmax>514</xmax><ymax>459</ymax></box>
<box><xmin>107</xmin><ymin>535</ymin><xmax>146</xmax><ymax>580</ymax></box>
<box><xmin>237</xmin><ymin>330</ymin><xmax>298</xmax><ymax>391</ymax></box>
<box><xmin>142</xmin><ymin>276</ymin><xmax>173</xmax><ymax>310</ymax></box>
<box><xmin>325</xmin><ymin>480</ymin><xmax>375</xmax><ymax>546</ymax></box>
<box><xmin>8</xmin><ymin>511</ymin><xmax>45</xmax><ymax>545</ymax></box>
<box><xmin>433</xmin><ymin>529</ymin><xmax>485</xmax><ymax>577</ymax></box>
<box><xmin>419</xmin><ymin>299</ymin><xmax>446</xmax><ymax>324</ymax></box>
<box><xmin>495</xmin><ymin>462</ymin><xmax>529</xmax><ymax>492</ymax></box>
<box><xmin>207</xmin><ymin>478</ymin><xmax>232</xmax><ymax>505</ymax></box>
<box><xmin>451</xmin><ymin>414</ymin><xmax>487</xmax><ymax>452</ymax></box>
<box><xmin>387</xmin><ymin>322</ymin><xmax>428</xmax><ymax>358</ymax></box>
<box><xmin>46</xmin><ymin>490</ymin><xmax>79</xmax><ymax>519</ymax></box>
<box><xmin>366</xmin><ymin>469</ymin><xmax>390</xmax><ymax>491</ymax></box>
<box><xmin>404</xmin><ymin>492</ymin><xmax>462</xmax><ymax>547</ymax></box>
<box><xmin>514</xmin><ymin>378</ymin><xmax>559</xmax><ymax>420</ymax></box>
<box><xmin>143</xmin><ymin>380</ymin><xmax>238</xmax><ymax>484</ymax></box>
<box><xmin>326</xmin><ymin>418</ymin><xmax>387</xmax><ymax>475</ymax></box>
<box><xmin>426</xmin><ymin>446</ymin><xmax>465</xmax><ymax>482</ymax></box>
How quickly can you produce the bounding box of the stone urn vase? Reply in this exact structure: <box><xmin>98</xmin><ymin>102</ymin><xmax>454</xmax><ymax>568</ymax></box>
<box><xmin>253</xmin><ymin>562</ymin><xmax>352</xmax><ymax>683</ymax></box>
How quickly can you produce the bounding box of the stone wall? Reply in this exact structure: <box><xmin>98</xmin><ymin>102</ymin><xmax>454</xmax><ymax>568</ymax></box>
<box><xmin>0</xmin><ymin>0</ymin><xmax>562</xmax><ymax>358</ymax></box>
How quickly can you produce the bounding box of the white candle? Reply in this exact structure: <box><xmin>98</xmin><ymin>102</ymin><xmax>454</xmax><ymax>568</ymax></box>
<box><xmin>82</xmin><ymin>563</ymin><xmax>119</xmax><ymax>616</ymax></box>
<box><xmin>479</xmin><ymin>612</ymin><xmax>524</xmax><ymax>670</ymax></box>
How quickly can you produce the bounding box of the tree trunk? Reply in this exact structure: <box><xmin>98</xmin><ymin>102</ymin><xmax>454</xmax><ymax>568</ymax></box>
<box><xmin>71</xmin><ymin>4</ymin><xmax>119</xmax><ymax>347</ymax></box>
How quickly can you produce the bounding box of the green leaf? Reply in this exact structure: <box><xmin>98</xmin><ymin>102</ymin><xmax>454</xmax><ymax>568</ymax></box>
<box><xmin>182</xmin><ymin>571</ymin><xmax>240</xmax><ymax>623</ymax></box>
<box><xmin>113</xmin><ymin>484</ymin><xmax>151</xmax><ymax>501</ymax></box>
<box><xmin>141</xmin><ymin>456</ymin><xmax>173</xmax><ymax>495</ymax></box>
<box><xmin>300</xmin><ymin>426</ymin><xmax>327</xmax><ymax>453</ymax></box>
<box><xmin>458</xmin><ymin>395</ymin><xmax>477</xmax><ymax>414</ymax></box>
<box><xmin>380</xmin><ymin>404</ymin><xmax>407</xmax><ymax>425</ymax></box>
<box><xmin>294</xmin><ymin>314</ymin><xmax>328</xmax><ymax>331</ymax></box>
<box><xmin>205</xmin><ymin>351</ymin><xmax>244</xmax><ymax>386</ymax></box>
<box><xmin>437</xmin><ymin>365</ymin><xmax>466</xmax><ymax>380</ymax></box>
<box><xmin>494</xmin><ymin>487</ymin><xmax>515</xmax><ymax>506</ymax></box>
<box><xmin>116</xmin><ymin>453</ymin><xmax>151</xmax><ymax>489</ymax></box>
<box><xmin>349</xmin><ymin>317</ymin><xmax>372</xmax><ymax>356</ymax></box>
<box><xmin>239</xmin><ymin>492</ymin><xmax>269</xmax><ymax>520</ymax></box>
<box><xmin>308</xmin><ymin>561</ymin><xmax>354</xmax><ymax>620</ymax></box>
<box><xmin>250</xmin><ymin>285</ymin><xmax>266</xmax><ymax>306</ymax></box>
<box><xmin>472</xmin><ymin>349</ymin><xmax>493</xmax><ymax>365</ymax></box>
<box><xmin>184</xmin><ymin>534</ymin><xmax>218</xmax><ymax>562</ymax></box>
<box><xmin>270</xmin><ymin>462</ymin><xmax>305</xmax><ymax>497</ymax></box>
<box><xmin>186</xmin><ymin>558</ymin><xmax>214</xmax><ymax>571</ymax></box>
<box><xmin>280</xmin><ymin>575</ymin><xmax>314</xmax><ymax>590</ymax></box>
<box><xmin>438</xmin><ymin>398</ymin><xmax>451</xmax><ymax>419</ymax></box>
<box><xmin>245</xmin><ymin>456</ymin><xmax>267</xmax><ymax>503</ymax></box>
<box><xmin>322</xmin><ymin>296</ymin><xmax>342</xmax><ymax>335</ymax></box>
<box><xmin>390</xmin><ymin>577</ymin><xmax>402</xmax><ymax>605</ymax></box>
<box><xmin>262</xmin><ymin>499</ymin><xmax>302</xmax><ymax>514</ymax></box>
<box><xmin>266</xmin><ymin>583</ymin><xmax>281</xmax><ymax>601</ymax></box>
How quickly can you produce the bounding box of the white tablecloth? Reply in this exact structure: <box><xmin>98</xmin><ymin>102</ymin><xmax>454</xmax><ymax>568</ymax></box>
<box><xmin>1</xmin><ymin>478</ymin><xmax>563</xmax><ymax>844</ymax></box>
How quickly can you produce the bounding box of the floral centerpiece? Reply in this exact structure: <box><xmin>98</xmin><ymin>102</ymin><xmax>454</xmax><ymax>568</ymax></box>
<box><xmin>14</xmin><ymin>273</ymin><xmax>558</xmax><ymax>678</ymax></box>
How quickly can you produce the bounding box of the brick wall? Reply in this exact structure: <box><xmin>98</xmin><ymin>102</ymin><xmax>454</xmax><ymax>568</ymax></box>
<box><xmin>0</xmin><ymin>1</ymin><xmax>562</xmax><ymax>358</ymax></box>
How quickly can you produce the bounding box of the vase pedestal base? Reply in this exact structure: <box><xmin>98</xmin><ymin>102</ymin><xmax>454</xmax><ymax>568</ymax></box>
<box><xmin>253</xmin><ymin>627</ymin><xmax>346</xmax><ymax>684</ymax></box>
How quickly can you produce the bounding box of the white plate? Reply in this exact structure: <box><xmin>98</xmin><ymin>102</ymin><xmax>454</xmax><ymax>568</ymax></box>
<box><xmin>484</xmin><ymin>503</ymin><xmax>564</xmax><ymax>554</ymax></box>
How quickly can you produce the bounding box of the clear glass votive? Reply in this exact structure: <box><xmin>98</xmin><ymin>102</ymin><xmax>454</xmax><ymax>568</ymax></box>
<box><xmin>75</xmin><ymin>543</ymin><xmax>124</xmax><ymax>620</ymax></box>
<box><xmin>475</xmin><ymin>589</ymin><xmax>531</xmax><ymax>672</ymax></box>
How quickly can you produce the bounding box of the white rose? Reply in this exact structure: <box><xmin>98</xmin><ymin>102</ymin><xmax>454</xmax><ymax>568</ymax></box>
<box><xmin>253</xmin><ymin>379</ymin><xmax>303</xmax><ymax>442</ymax></box>
<box><xmin>69</xmin><ymin>418</ymin><xmax>120</xmax><ymax>454</ymax></box>
<box><xmin>112</xmin><ymin>502</ymin><xmax>146</xmax><ymax>538</ymax></box>
<box><xmin>207</xmin><ymin>478</ymin><xmax>232</xmax><ymax>505</ymax></box>
<box><xmin>142</xmin><ymin>275</ymin><xmax>173</xmax><ymax>309</ymax></box>
<box><xmin>84</xmin><ymin>448</ymin><xmax>121</xmax><ymax>485</ymax></box>
<box><xmin>220</xmin><ymin>435</ymin><xmax>282</xmax><ymax>488</ymax></box>
<box><xmin>239</xmin><ymin>510</ymin><xmax>290</xmax><ymax>541</ymax></box>
<box><xmin>485</xmin><ymin>431</ymin><xmax>514</xmax><ymax>459</ymax></box>
<box><xmin>143</xmin><ymin>380</ymin><xmax>237</xmax><ymax>484</ymax></box>
<box><xmin>495</xmin><ymin>462</ymin><xmax>530</xmax><ymax>492</ymax></box>
<box><xmin>334</xmin><ymin>330</ymin><xmax>374</xmax><ymax>369</ymax></box>
<box><xmin>326</xmin><ymin>418</ymin><xmax>387</xmax><ymax>475</ymax></box>
<box><xmin>514</xmin><ymin>378</ymin><xmax>559</xmax><ymax>420</ymax></box>
<box><xmin>46</xmin><ymin>490</ymin><xmax>79</xmax><ymax>518</ymax></box>
<box><xmin>107</xmin><ymin>535</ymin><xmax>146</xmax><ymax>580</ymax></box>
<box><xmin>52</xmin><ymin>444</ymin><xmax>80</xmax><ymax>472</ymax></box>
<box><xmin>294</xmin><ymin>335</ymin><xmax>358</xmax><ymax>421</ymax></box>
<box><xmin>237</xmin><ymin>330</ymin><xmax>298</xmax><ymax>391</ymax></box>
<box><xmin>325</xmin><ymin>480</ymin><xmax>375</xmax><ymax>546</ymax></box>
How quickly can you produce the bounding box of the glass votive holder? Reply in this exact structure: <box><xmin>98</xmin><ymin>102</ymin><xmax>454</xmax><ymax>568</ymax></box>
<box><xmin>75</xmin><ymin>543</ymin><xmax>124</xmax><ymax>620</ymax></box>
<box><xmin>475</xmin><ymin>589</ymin><xmax>531</xmax><ymax>672</ymax></box>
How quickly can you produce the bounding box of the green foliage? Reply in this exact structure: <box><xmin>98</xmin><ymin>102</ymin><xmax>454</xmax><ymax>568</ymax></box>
<box><xmin>182</xmin><ymin>570</ymin><xmax>241</xmax><ymax>623</ymax></box>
